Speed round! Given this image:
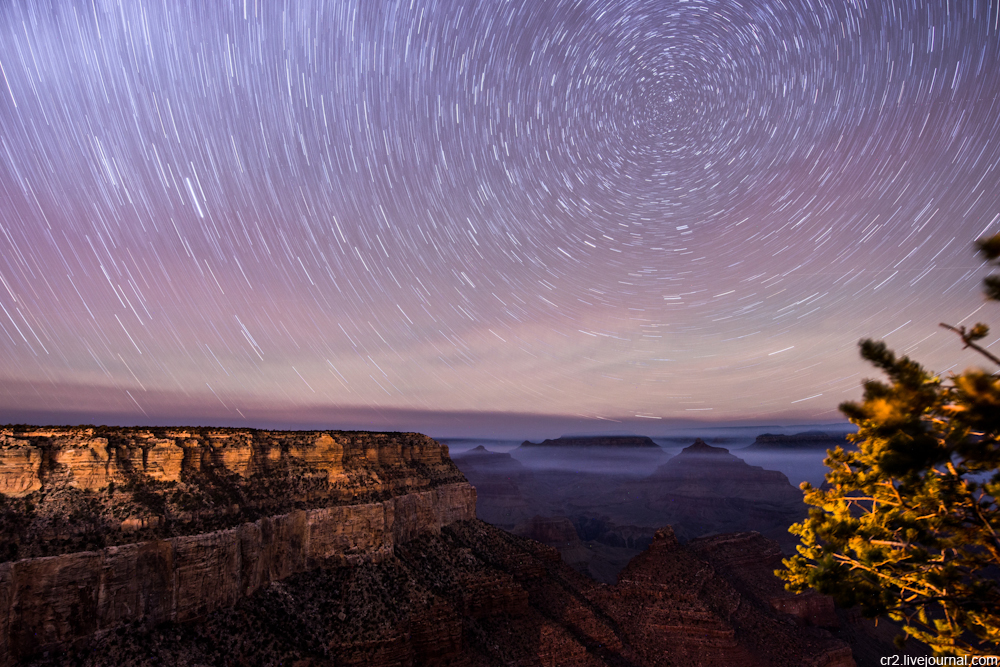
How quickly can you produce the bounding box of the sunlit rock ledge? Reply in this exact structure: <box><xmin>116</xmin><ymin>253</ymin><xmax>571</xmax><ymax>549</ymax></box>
<box><xmin>0</xmin><ymin>426</ymin><xmax>477</xmax><ymax>665</ymax></box>
<box><xmin>0</xmin><ymin>426</ymin><xmax>470</xmax><ymax>559</ymax></box>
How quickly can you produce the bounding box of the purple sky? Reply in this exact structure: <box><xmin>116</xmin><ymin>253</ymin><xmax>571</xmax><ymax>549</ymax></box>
<box><xmin>1</xmin><ymin>0</ymin><xmax>999</xmax><ymax>437</ymax></box>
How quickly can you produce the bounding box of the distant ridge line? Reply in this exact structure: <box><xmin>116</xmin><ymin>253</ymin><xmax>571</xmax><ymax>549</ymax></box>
<box><xmin>519</xmin><ymin>435</ymin><xmax>660</xmax><ymax>448</ymax></box>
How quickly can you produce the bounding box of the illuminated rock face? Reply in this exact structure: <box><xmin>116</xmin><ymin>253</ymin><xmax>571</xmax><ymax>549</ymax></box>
<box><xmin>0</xmin><ymin>425</ymin><xmax>475</xmax><ymax>666</ymax></box>
<box><xmin>0</xmin><ymin>438</ymin><xmax>42</xmax><ymax>495</ymax></box>
<box><xmin>1</xmin><ymin>431</ymin><xmax>467</xmax><ymax>569</ymax></box>
<box><xmin>0</xmin><ymin>428</ymin><xmax>447</xmax><ymax>496</ymax></box>
<box><xmin>0</xmin><ymin>428</ymin><xmax>469</xmax><ymax>552</ymax></box>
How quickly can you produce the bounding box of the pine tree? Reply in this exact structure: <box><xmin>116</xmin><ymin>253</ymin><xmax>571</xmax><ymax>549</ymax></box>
<box><xmin>777</xmin><ymin>235</ymin><xmax>1000</xmax><ymax>656</ymax></box>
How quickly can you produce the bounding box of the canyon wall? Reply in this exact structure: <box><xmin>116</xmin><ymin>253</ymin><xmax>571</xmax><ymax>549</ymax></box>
<box><xmin>28</xmin><ymin>521</ymin><xmax>861</xmax><ymax>667</ymax></box>
<box><xmin>0</xmin><ymin>427</ymin><xmax>475</xmax><ymax>666</ymax></box>
<box><xmin>0</xmin><ymin>427</ymin><xmax>457</xmax><ymax>501</ymax></box>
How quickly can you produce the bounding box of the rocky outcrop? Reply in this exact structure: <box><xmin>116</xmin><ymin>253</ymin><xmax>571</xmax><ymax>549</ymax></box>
<box><xmin>594</xmin><ymin>527</ymin><xmax>856</xmax><ymax>666</ymax></box>
<box><xmin>649</xmin><ymin>439</ymin><xmax>803</xmax><ymax>497</ymax></box>
<box><xmin>0</xmin><ymin>443</ymin><xmax>41</xmax><ymax>496</ymax></box>
<box><xmin>512</xmin><ymin>515</ymin><xmax>593</xmax><ymax>572</ymax></box>
<box><xmin>688</xmin><ymin>531</ymin><xmax>840</xmax><ymax>629</ymax></box>
<box><xmin>0</xmin><ymin>426</ymin><xmax>466</xmax><ymax>561</ymax></box>
<box><xmin>27</xmin><ymin>520</ymin><xmax>857</xmax><ymax>667</ymax></box>
<box><xmin>0</xmin><ymin>426</ymin><xmax>474</xmax><ymax>666</ymax></box>
<box><xmin>0</xmin><ymin>427</ymin><xmax>452</xmax><ymax>499</ymax></box>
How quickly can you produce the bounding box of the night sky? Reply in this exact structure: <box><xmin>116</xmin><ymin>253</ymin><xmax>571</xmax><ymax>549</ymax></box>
<box><xmin>1</xmin><ymin>0</ymin><xmax>999</xmax><ymax>436</ymax></box>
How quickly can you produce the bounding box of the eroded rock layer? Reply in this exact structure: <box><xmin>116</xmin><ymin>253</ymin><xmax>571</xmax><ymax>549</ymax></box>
<box><xmin>0</xmin><ymin>426</ymin><xmax>466</xmax><ymax>560</ymax></box>
<box><xmin>23</xmin><ymin>521</ymin><xmax>857</xmax><ymax>667</ymax></box>
<box><xmin>0</xmin><ymin>426</ymin><xmax>475</xmax><ymax>666</ymax></box>
<box><xmin>1</xmin><ymin>484</ymin><xmax>475</xmax><ymax>664</ymax></box>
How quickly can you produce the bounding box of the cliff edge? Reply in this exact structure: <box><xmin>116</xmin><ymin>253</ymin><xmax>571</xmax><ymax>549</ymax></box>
<box><xmin>0</xmin><ymin>426</ymin><xmax>476</xmax><ymax>665</ymax></box>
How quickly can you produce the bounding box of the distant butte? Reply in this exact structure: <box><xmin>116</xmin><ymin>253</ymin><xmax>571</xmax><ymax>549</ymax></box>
<box><xmin>744</xmin><ymin>431</ymin><xmax>850</xmax><ymax>451</ymax></box>
<box><xmin>680</xmin><ymin>437</ymin><xmax>726</xmax><ymax>453</ymax></box>
<box><xmin>518</xmin><ymin>435</ymin><xmax>661</xmax><ymax>448</ymax></box>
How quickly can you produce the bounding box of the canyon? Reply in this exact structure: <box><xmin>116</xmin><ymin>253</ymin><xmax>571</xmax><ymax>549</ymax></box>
<box><xmin>1</xmin><ymin>426</ymin><xmax>917</xmax><ymax>665</ymax></box>
<box><xmin>454</xmin><ymin>437</ymin><xmax>811</xmax><ymax>580</ymax></box>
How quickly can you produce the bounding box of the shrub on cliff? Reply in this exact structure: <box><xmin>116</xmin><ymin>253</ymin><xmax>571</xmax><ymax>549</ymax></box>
<box><xmin>778</xmin><ymin>235</ymin><xmax>1000</xmax><ymax>657</ymax></box>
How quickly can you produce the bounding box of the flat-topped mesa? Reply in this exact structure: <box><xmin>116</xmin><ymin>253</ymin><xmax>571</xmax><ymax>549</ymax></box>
<box><xmin>519</xmin><ymin>435</ymin><xmax>660</xmax><ymax>448</ymax></box>
<box><xmin>745</xmin><ymin>431</ymin><xmax>851</xmax><ymax>451</ymax></box>
<box><xmin>0</xmin><ymin>426</ymin><xmax>468</xmax><ymax>560</ymax></box>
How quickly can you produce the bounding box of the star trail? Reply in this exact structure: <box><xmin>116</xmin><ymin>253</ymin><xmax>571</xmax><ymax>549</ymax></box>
<box><xmin>1</xmin><ymin>0</ymin><xmax>999</xmax><ymax>435</ymax></box>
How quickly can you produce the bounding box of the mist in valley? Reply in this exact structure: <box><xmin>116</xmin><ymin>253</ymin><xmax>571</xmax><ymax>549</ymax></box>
<box><xmin>441</xmin><ymin>422</ymin><xmax>855</xmax><ymax>486</ymax></box>
<box><xmin>444</xmin><ymin>425</ymin><xmax>856</xmax><ymax>583</ymax></box>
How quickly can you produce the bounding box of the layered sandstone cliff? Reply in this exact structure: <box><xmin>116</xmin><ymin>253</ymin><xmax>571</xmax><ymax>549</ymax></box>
<box><xmin>0</xmin><ymin>426</ymin><xmax>466</xmax><ymax>559</ymax></box>
<box><xmin>0</xmin><ymin>426</ymin><xmax>475</xmax><ymax>666</ymax></box>
<box><xmin>4</xmin><ymin>427</ymin><xmax>890</xmax><ymax>666</ymax></box>
<box><xmin>24</xmin><ymin>521</ymin><xmax>859</xmax><ymax>667</ymax></box>
<box><xmin>0</xmin><ymin>427</ymin><xmax>458</xmax><ymax>499</ymax></box>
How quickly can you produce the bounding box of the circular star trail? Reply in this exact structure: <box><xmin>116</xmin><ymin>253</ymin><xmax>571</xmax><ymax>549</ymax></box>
<box><xmin>0</xmin><ymin>0</ymin><xmax>999</xmax><ymax>431</ymax></box>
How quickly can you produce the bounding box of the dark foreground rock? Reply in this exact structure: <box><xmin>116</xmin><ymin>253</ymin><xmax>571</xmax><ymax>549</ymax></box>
<box><xmin>22</xmin><ymin>521</ymin><xmax>863</xmax><ymax>667</ymax></box>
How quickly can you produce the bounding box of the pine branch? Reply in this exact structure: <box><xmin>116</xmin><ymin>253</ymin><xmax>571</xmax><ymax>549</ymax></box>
<box><xmin>939</xmin><ymin>323</ymin><xmax>1000</xmax><ymax>366</ymax></box>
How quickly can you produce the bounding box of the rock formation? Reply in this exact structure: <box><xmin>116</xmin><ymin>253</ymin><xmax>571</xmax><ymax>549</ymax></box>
<box><xmin>5</xmin><ymin>426</ymin><xmax>904</xmax><ymax>666</ymax></box>
<box><xmin>512</xmin><ymin>514</ymin><xmax>592</xmax><ymax>571</ymax></box>
<box><xmin>21</xmin><ymin>520</ymin><xmax>861</xmax><ymax>667</ymax></box>
<box><xmin>0</xmin><ymin>426</ymin><xmax>466</xmax><ymax>559</ymax></box>
<box><xmin>646</xmin><ymin>439</ymin><xmax>803</xmax><ymax>499</ymax></box>
<box><xmin>687</xmin><ymin>531</ymin><xmax>840</xmax><ymax>629</ymax></box>
<box><xmin>744</xmin><ymin>431</ymin><xmax>851</xmax><ymax>451</ymax></box>
<box><xmin>0</xmin><ymin>426</ymin><xmax>474</xmax><ymax>665</ymax></box>
<box><xmin>605</xmin><ymin>438</ymin><xmax>808</xmax><ymax>551</ymax></box>
<box><xmin>593</xmin><ymin>527</ymin><xmax>856</xmax><ymax>667</ymax></box>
